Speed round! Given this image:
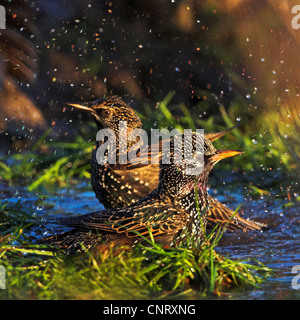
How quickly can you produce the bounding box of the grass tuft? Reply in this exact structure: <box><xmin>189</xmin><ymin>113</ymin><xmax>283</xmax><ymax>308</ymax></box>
<box><xmin>0</xmin><ymin>204</ymin><xmax>271</xmax><ymax>300</ymax></box>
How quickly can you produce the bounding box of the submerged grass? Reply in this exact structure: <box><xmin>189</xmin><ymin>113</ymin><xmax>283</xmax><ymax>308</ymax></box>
<box><xmin>0</xmin><ymin>203</ymin><xmax>271</xmax><ymax>300</ymax></box>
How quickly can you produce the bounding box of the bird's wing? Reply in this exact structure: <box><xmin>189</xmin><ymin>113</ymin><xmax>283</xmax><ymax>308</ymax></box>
<box><xmin>104</xmin><ymin>141</ymin><xmax>161</xmax><ymax>205</ymax></box>
<box><xmin>58</xmin><ymin>201</ymin><xmax>187</xmax><ymax>239</ymax></box>
<box><xmin>112</xmin><ymin>164</ymin><xmax>160</xmax><ymax>203</ymax></box>
<box><xmin>110</xmin><ymin>140</ymin><xmax>162</xmax><ymax>171</ymax></box>
<box><xmin>207</xmin><ymin>195</ymin><xmax>268</xmax><ymax>231</ymax></box>
<box><xmin>109</xmin><ymin>124</ymin><xmax>235</xmax><ymax>171</ymax></box>
<box><xmin>205</xmin><ymin>125</ymin><xmax>238</xmax><ymax>142</ymax></box>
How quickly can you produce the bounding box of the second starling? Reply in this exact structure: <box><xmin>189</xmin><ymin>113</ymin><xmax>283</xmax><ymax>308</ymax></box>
<box><xmin>41</xmin><ymin>133</ymin><xmax>243</xmax><ymax>253</ymax></box>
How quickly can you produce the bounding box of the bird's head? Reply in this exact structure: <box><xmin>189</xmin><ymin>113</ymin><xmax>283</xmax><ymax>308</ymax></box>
<box><xmin>66</xmin><ymin>96</ymin><xmax>143</xmax><ymax>134</ymax></box>
<box><xmin>159</xmin><ymin>132</ymin><xmax>243</xmax><ymax>197</ymax></box>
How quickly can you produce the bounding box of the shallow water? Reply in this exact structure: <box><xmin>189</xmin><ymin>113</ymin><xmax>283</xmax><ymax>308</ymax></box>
<box><xmin>1</xmin><ymin>174</ymin><xmax>299</xmax><ymax>300</ymax></box>
<box><xmin>217</xmin><ymin>197</ymin><xmax>300</xmax><ymax>300</ymax></box>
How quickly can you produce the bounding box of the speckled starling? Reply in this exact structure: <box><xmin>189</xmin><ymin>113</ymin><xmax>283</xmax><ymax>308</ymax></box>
<box><xmin>42</xmin><ymin>133</ymin><xmax>242</xmax><ymax>253</ymax></box>
<box><xmin>67</xmin><ymin>96</ymin><xmax>267</xmax><ymax>232</ymax></box>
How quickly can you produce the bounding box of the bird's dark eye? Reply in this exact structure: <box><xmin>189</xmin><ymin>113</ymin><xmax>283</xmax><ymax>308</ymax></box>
<box><xmin>101</xmin><ymin>109</ymin><xmax>111</xmax><ymax>118</ymax></box>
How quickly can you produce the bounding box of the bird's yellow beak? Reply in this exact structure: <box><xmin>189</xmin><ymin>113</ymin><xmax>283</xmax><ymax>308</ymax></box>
<box><xmin>65</xmin><ymin>103</ymin><xmax>94</xmax><ymax>112</ymax></box>
<box><xmin>210</xmin><ymin>149</ymin><xmax>243</xmax><ymax>162</ymax></box>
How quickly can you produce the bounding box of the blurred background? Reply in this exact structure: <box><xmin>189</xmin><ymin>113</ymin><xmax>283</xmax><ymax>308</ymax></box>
<box><xmin>1</xmin><ymin>1</ymin><xmax>299</xmax><ymax>301</ymax></box>
<box><xmin>0</xmin><ymin>0</ymin><xmax>299</xmax><ymax>175</ymax></box>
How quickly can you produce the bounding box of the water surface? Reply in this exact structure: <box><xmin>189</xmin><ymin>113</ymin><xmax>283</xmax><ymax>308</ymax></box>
<box><xmin>1</xmin><ymin>174</ymin><xmax>299</xmax><ymax>300</ymax></box>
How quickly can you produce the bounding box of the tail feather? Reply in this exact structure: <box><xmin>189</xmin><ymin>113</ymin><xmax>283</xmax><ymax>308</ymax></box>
<box><xmin>207</xmin><ymin>196</ymin><xmax>268</xmax><ymax>232</ymax></box>
<box><xmin>37</xmin><ymin>230</ymin><xmax>102</xmax><ymax>253</ymax></box>
<box><xmin>205</xmin><ymin>125</ymin><xmax>238</xmax><ymax>142</ymax></box>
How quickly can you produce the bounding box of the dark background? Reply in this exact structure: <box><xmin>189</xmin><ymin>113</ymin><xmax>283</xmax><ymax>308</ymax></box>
<box><xmin>0</xmin><ymin>0</ymin><xmax>299</xmax><ymax>170</ymax></box>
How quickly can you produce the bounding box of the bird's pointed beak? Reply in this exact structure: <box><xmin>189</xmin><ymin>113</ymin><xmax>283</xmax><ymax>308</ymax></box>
<box><xmin>65</xmin><ymin>102</ymin><xmax>94</xmax><ymax>112</ymax></box>
<box><xmin>210</xmin><ymin>149</ymin><xmax>243</xmax><ymax>162</ymax></box>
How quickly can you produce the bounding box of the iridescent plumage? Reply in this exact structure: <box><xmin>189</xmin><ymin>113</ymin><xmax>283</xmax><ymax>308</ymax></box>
<box><xmin>42</xmin><ymin>133</ymin><xmax>228</xmax><ymax>253</ymax></box>
<box><xmin>69</xmin><ymin>96</ymin><xmax>266</xmax><ymax>232</ymax></box>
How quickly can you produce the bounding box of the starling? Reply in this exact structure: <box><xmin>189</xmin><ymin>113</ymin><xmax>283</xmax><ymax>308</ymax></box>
<box><xmin>42</xmin><ymin>133</ymin><xmax>242</xmax><ymax>253</ymax></box>
<box><xmin>66</xmin><ymin>96</ymin><xmax>267</xmax><ymax>232</ymax></box>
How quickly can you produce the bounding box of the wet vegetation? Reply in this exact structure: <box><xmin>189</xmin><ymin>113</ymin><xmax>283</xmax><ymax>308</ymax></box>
<box><xmin>0</xmin><ymin>201</ymin><xmax>272</xmax><ymax>299</ymax></box>
<box><xmin>0</xmin><ymin>0</ymin><xmax>299</xmax><ymax>300</ymax></box>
